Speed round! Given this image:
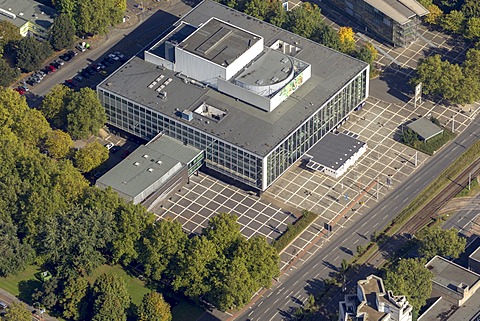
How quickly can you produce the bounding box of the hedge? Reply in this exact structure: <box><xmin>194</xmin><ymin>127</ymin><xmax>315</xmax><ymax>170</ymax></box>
<box><xmin>272</xmin><ymin>210</ymin><xmax>318</xmax><ymax>252</ymax></box>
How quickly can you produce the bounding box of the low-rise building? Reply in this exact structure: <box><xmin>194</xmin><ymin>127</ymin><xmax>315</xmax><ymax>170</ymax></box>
<box><xmin>0</xmin><ymin>0</ymin><xmax>56</xmax><ymax>39</ymax></box>
<box><xmin>339</xmin><ymin>274</ymin><xmax>413</xmax><ymax>321</ymax></box>
<box><xmin>323</xmin><ymin>0</ymin><xmax>428</xmax><ymax>47</ymax></box>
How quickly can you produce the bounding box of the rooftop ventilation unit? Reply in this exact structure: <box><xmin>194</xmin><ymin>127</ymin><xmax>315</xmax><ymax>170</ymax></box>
<box><xmin>147</xmin><ymin>168</ymin><xmax>154</xmax><ymax>172</ymax></box>
<box><xmin>143</xmin><ymin>154</ymin><xmax>149</xmax><ymax>158</ymax></box>
<box><xmin>181</xmin><ymin>110</ymin><xmax>193</xmax><ymax>121</ymax></box>
<box><xmin>156</xmin><ymin>160</ymin><xmax>162</xmax><ymax>164</ymax></box>
<box><xmin>134</xmin><ymin>162</ymin><xmax>140</xmax><ymax>166</ymax></box>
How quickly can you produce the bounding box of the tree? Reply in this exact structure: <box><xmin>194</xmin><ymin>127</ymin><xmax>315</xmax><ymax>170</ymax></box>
<box><xmin>172</xmin><ymin>236</ymin><xmax>218</xmax><ymax>299</ymax></box>
<box><xmin>313</xmin><ymin>23</ymin><xmax>340</xmax><ymax>50</ymax></box>
<box><xmin>32</xmin><ymin>277</ymin><xmax>61</xmax><ymax>310</ymax></box>
<box><xmin>356</xmin><ymin>43</ymin><xmax>378</xmax><ymax>68</ymax></box>
<box><xmin>266</xmin><ymin>0</ymin><xmax>287</xmax><ymax>28</ymax></box>
<box><xmin>110</xmin><ymin>202</ymin><xmax>154</xmax><ymax>265</ymax></box>
<box><xmin>59</xmin><ymin>276</ymin><xmax>89</xmax><ymax>321</ymax></box>
<box><xmin>424</xmin><ymin>4</ymin><xmax>443</xmax><ymax>25</ymax></box>
<box><xmin>466</xmin><ymin>17</ymin><xmax>480</xmax><ymax>40</ymax></box>
<box><xmin>417</xmin><ymin>227</ymin><xmax>466</xmax><ymax>260</ymax></box>
<box><xmin>384</xmin><ymin>258</ymin><xmax>433</xmax><ymax>310</ymax></box>
<box><xmin>2</xmin><ymin>302</ymin><xmax>31</xmax><ymax>321</ymax></box>
<box><xmin>13</xmin><ymin>108</ymin><xmax>51</xmax><ymax>147</ymax></box>
<box><xmin>462</xmin><ymin>0</ymin><xmax>480</xmax><ymax>19</ymax></box>
<box><xmin>40</xmin><ymin>84</ymin><xmax>72</xmax><ymax>129</ymax></box>
<box><xmin>402</xmin><ymin>127</ymin><xmax>419</xmax><ymax>145</ymax></box>
<box><xmin>440</xmin><ymin>10</ymin><xmax>465</xmax><ymax>33</ymax></box>
<box><xmin>286</xmin><ymin>2</ymin><xmax>322</xmax><ymax>39</ymax></box>
<box><xmin>244</xmin><ymin>0</ymin><xmax>269</xmax><ymax>20</ymax></box>
<box><xmin>73</xmin><ymin>141</ymin><xmax>109</xmax><ymax>173</ymax></box>
<box><xmin>0</xmin><ymin>215</ymin><xmax>34</xmax><ymax>277</ymax></box>
<box><xmin>50</xmin><ymin>13</ymin><xmax>75</xmax><ymax>50</ymax></box>
<box><xmin>0</xmin><ymin>58</ymin><xmax>19</xmax><ymax>87</ymax></box>
<box><xmin>0</xmin><ymin>21</ymin><xmax>21</xmax><ymax>53</ymax></box>
<box><xmin>44</xmin><ymin>130</ymin><xmax>73</xmax><ymax>159</ymax></box>
<box><xmin>338</xmin><ymin>27</ymin><xmax>356</xmax><ymax>54</ymax></box>
<box><xmin>66</xmin><ymin>88</ymin><xmax>106</xmax><ymax>139</ymax></box>
<box><xmin>203</xmin><ymin>213</ymin><xmax>242</xmax><ymax>254</ymax></box>
<box><xmin>37</xmin><ymin>205</ymin><xmax>114</xmax><ymax>276</ymax></box>
<box><xmin>92</xmin><ymin>273</ymin><xmax>130</xmax><ymax>321</ymax></box>
<box><xmin>75</xmin><ymin>0</ymin><xmax>126</xmax><ymax>36</ymax></box>
<box><xmin>140</xmin><ymin>219</ymin><xmax>187</xmax><ymax>281</ymax></box>
<box><xmin>12</xmin><ymin>37</ymin><xmax>52</xmax><ymax>72</ymax></box>
<box><xmin>138</xmin><ymin>292</ymin><xmax>172</xmax><ymax>321</ymax></box>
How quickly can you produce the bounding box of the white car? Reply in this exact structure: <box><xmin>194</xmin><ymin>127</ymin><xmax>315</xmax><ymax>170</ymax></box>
<box><xmin>113</xmin><ymin>51</ymin><xmax>125</xmax><ymax>59</ymax></box>
<box><xmin>109</xmin><ymin>53</ymin><xmax>120</xmax><ymax>61</ymax></box>
<box><xmin>105</xmin><ymin>142</ymin><xmax>115</xmax><ymax>150</ymax></box>
<box><xmin>0</xmin><ymin>301</ymin><xmax>8</xmax><ymax>310</ymax></box>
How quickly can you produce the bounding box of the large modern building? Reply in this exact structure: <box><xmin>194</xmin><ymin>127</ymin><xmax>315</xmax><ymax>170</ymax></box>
<box><xmin>0</xmin><ymin>0</ymin><xmax>56</xmax><ymax>39</ymax></box>
<box><xmin>97</xmin><ymin>0</ymin><xmax>369</xmax><ymax>192</ymax></box>
<box><xmin>323</xmin><ymin>0</ymin><xmax>429</xmax><ymax>47</ymax></box>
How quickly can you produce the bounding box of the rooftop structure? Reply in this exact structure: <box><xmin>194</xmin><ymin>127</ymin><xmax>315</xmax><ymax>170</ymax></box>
<box><xmin>426</xmin><ymin>256</ymin><xmax>480</xmax><ymax>306</ymax></box>
<box><xmin>407</xmin><ymin>118</ymin><xmax>444</xmax><ymax>142</ymax></box>
<box><xmin>0</xmin><ymin>0</ymin><xmax>56</xmax><ymax>38</ymax></box>
<box><xmin>468</xmin><ymin>245</ymin><xmax>480</xmax><ymax>274</ymax></box>
<box><xmin>305</xmin><ymin>131</ymin><xmax>367</xmax><ymax>178</ymax></box>
<box><xmin>96</xmin><ymin>135</ymin><xmax>203</xmax><ymax>205</ymax></box>
<box><xmin>98</xmin><ymin>0</ymin><xmax>369</xmax><ymax>191</ymax></box>
<box><xmin>339</xmin><ymin>275</ymin><xmax>413</xmax><ymax>321</ymax></box>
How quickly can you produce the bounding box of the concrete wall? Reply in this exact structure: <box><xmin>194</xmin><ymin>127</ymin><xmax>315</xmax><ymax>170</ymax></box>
<box><xmin>144</xmin><ymin>51</ymin><xmax>175</xmax><ymax>70</ymax></box>
<box><xmin>175</xmin><ymin>47</ymin><xmax>226</xmax><ymax>87</ymax></box>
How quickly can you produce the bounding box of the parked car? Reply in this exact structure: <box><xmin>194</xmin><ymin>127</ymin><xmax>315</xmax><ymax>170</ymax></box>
<box><xmin>105</xmin><ymin>142</ymin><xmax>115</xmax><ymax>150</ymax></box>
<box><xmin>81</xmin><ymin>69</ymin><xmax>91</xmax><ymax>78</ymax></box>
<box><xmin>102</xmin><ymin>58</ymin><xmax>112</xmax><ymax>66</ymax></box>
<box><xmin>67</xmin><ymin>50</ymin><xmax>78</xmax><ymax>58</ymax></box>
<box><xmin>55</xmin><ymin>59</ymin><xmax>65</xmax><ymax>66</ymax></box>
<box><xmin>99</xmin><ymin>70</ymin><xmax>108</xmax><ymax>77</ymax></box>
<box><xmin>65</xmin><ymin>79</ymin><xmax>78</xmax><ymax>88</ymax></box>
<box><xmin>108</xmin><ymin>53</ymin><xmax>120</xmax><ymax>61</ymax></box>
<box><xmin>14</xmin><ymin>87</ymin><xmax>26</xmax><ymax>95</ymax></box>
<box><xmin>0</xmin><ymin>301</ymin><xmax>8</xmax><ymax>310</ymax></box>
<box><xmin>113</xmin><ymin>51</ymin><xmax>125</xmax><ymax>59</ymax></box>
<box><xmin>94</xmin><ymin>63</ymin><xmax>105</xmax><ymax>71</ymax></box>
<box><xmin>51</xmin><ymin>61</ymin><xmax>61</xmax><ymax>69</ymax></box>
<box><xmin>18</xmin><ymin>84</ymin><xmax>29</xmax><ymax>92</ymax></box>
<box><xmin>87</xmin><ymin>67</ymin><xmax>96</xmax><ymax>75</ymax></box>
<box><xmin>76</xmin><ymin>44</ymin><xmax>86</xmax><ymax>52</ymax></box>
<box><xmin>74</xmin><ymin>75</ymin><xmax>83</xmax><ymax>82</ymax></box>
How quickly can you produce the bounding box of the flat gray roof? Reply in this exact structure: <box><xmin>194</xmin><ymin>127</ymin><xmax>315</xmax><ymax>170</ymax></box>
<box><xmin>99</xmin><ymin>0</ymin><xmax>367</xmax><ymax>157</ymax></box>
<box><xmin>0</xmin><ymin>0</ymin><xmax>55</xmax><ymax>29</ymax></box>
<box><xmin>177</xmin><ymin>18</ymin><xmax>260</xmax><ymax>66</ymax></box>
<box><xmin>96</xmin><ymin>135</ymin><xmax>201</xmax><ymax>198</ymax></box>
<box><xmin>427</xmin><ymin>256</ymin><xmax>480</xmax><ymax>293</ymax></box>
<box><xmin>306</xmin><ymin>132</ymin><xmax>366</xmax><ymax>170</ymax></box>
<box><xmin>407</xmin><ymin>117</ymin><xmax>444</xmax><ymax>141</ymax></box>
<box><xmin>365</xmin><ymin>0</ymin><xmax>428</xmax><ymax>25</ymax></box>
<box><xmin>470</xmin><ymin>246</ymin><xmax>480</xmax><ymax>263</ymax></box>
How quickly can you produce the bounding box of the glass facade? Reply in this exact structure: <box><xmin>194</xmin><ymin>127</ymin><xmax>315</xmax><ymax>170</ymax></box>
<box><xmin>98</xmin><ymin>90</ymin><xmax>264</xmax><ymax>189</ymax></box>
<box><xmin>264</xmin><ymin>68</ymin><xmax>368</xmax><ymax>188</ymax></box>
<box><xmin>98</xmin><ymin>67</ymin><xmax>368</xmax><ymax>191</ymax></box>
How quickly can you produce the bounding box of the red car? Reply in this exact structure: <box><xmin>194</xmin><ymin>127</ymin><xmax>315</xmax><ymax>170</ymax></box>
<box><xmin>14</xmin><ymin>87</ymin><xmax>26</xmax><ymax>95</ymax></box>
<box><xmin>46</xmin><ymin>65</ymin><xmax>56</xmax><ymax>72</ymax></box>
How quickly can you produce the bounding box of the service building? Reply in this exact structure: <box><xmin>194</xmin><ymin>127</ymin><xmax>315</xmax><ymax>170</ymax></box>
<box><xmin>97</xmin><ymin>0</ymin><xmax>369</xmax><ymax>192</ymax></box>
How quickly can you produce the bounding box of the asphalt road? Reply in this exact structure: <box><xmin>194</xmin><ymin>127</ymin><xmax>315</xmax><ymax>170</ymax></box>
<box><xmin>443</xmin><ymin>194</ymin><xmax>480</xmax><ymax>233</ymax></box>
<box><xmin>237</xmin><ymin>116</ymin><xmax>480</xmax><ymax>321</ymax></box>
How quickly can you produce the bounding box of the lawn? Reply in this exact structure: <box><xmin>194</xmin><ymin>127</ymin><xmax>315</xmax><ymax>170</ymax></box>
<box><xmin>85</xmin><ymin>264</ymin><xmax>150</xmax><ymax>306</ymax></box>
<box><xmin>0</xmin><ymin>265</ymin><xmax>42</xmax><ymax>298</ymax></box>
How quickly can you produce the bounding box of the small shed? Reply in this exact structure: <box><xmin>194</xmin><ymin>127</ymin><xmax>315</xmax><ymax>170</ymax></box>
<box><xmin>407</xmin><ymin>118</ymin><xmax>443</xmax><ymax>142</ymax></box>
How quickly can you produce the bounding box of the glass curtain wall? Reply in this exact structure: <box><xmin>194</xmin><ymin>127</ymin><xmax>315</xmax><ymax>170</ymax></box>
<box><xmin>265</xmin><ymin>68</ymin><xmax>368</xmax><ymax>187</ymax></box>
<box><xmin>99</xmin><ymin>89</ymin><xmax>264</xmax><ymax>189</ymax></box>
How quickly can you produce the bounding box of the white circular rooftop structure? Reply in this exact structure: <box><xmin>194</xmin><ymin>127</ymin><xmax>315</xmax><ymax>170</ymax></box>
<box><xmin>234</xmin><ymin>49</ymin><xmax>294</xmax><ymax>96</ymax></box>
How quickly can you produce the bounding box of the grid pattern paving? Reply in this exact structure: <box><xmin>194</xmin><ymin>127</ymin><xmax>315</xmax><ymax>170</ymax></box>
<box><xmin>152</xmin><ymin>174</ymin><xmax>295</xmax><ymax>243</ymax></box>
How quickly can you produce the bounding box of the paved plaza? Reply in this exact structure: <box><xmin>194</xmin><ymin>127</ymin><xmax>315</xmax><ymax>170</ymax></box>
<box><xmin>150</xmin><ymin>3</ymin><xmax>480</xmax><ymax>270</ymax></box>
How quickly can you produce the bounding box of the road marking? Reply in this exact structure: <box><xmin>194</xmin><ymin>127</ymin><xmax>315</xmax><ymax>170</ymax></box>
<box><xmin>334</xmin><ymin>255</ymin><xmax>339</xmax><ymax>261</ymax></box>
<box><xmin>381</xmin><ymin>205</ymin><xmax>386</xmax><ymax>211</ymax></box>
<box><xmin>373</xmin><ymin>222</ymin><xmax>379</xmax><ymax>228</ymax></box>
<box><xmin>258</xmin><ymin>301</ymin><xmax>263</xmax><ymax>307</ymax></box>
<box><xmin>361</xmin><ymin>221</ymin><xmax>367</xmax><ymax>227</ymax></box>
<box><xmin>403</xmin><ymin>198</ymin><xmax>408</xmax><ymax>203</ymax></box>
<box><xmin>248</xmin><ymin>311</ymin><xmax>254</xmax><ymax>316</ymax></box>
<box><xmin>354</xmin><ymin>239</ymin><xmax>359</xmax><ymax>245</ymax></box>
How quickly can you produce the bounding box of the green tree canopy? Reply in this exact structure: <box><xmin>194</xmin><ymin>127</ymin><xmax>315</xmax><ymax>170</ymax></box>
<box><xmin>286</xmin><ymin>2</ymin><xmax>322</xmax><ymax>39</ymax></box>
<box><xmin>44</xmin><ymin>129</ymin><xmax>73</xmax><ymax>159</ymax></box>
<box><xmin>92</xmin><ymin>273</ymin><xmax>130</xmax><ymax>321</ymax></box>
<box><xmin>12</xmin><ymin>37</ymin><xmax>52</xmax><ymax>72</ymax></box>
<box><xmin>313</xmin><ymin>23</ymin><xmax>340</xmax><ymax>51</ymax></box>
<box><xmin>0</xmin><ymin>58</ymin><xmax>19</xmax><ymax>87</ymax></box>
<box><xmin>2</xmin><ymin>302</ymin><xmax>31</xmax><ymax>321</ymax></box>
<box><xmin>0</xmin><ymin>214</ymin><xmax>34</xmax><ymax>277</ymax></box>
<box><xmin>140</xmin><ymin>219</ymin><xmax>188</xmax><ymax>281</ymax></box>
<box><xmin>244</xmin><ymin>0</ymin><xmax>270</xmax><ymax>20</ymax></box>
<box><xmin>66</xmin><ymin>88</ymin><xmax>106</xmax><ymax>139</ymax></box>
<box><xmin>40</xmin><ymin>84</ymin><xmax>73</xmax><ymax>129</ymax></box>
<box><xmin>203</xmin><ymin>213</ymin><xmax>242</xmax><ymax>254</ymax></box>
<box><xmin>50</xmin><ymin>13</ymin><xmax>76</xmax><ymax>50</ymax></box>
<box><xmin>59</xmin><ymin>276</ymin><xmax>89</xmax><ymax>320</ymax></box>
<box><xmin>0</xmin><ymin>20</ymin><xmax>21</xmax><ymax>54</ymax></box>
<box><xmin>138</xmin><ymin>292</ymin><xmax>172</xmax><ymax>321</ymax></box>
<box><xmin>466</xmin><ymin>17</ymin><xmax>480</xmax><ymax>39</ymax></box>
<box><xmin>37</xmin><ymin>205</ymin><xmax>115</xmax><ymax>276</ymax></box>
<box><xmin>356</xmin><ymin>43</ymin><xmax>378</xmax><ymax>68</ymax></box>
<box><xmin>417</xmin><ymin>226</ymin><xmax>466</xmax><ymax>259</ymax></box>
<box><xmin>384</xmin><ymin>258</ymin><xmax>433</xmax><ymax>310</ymax></box>
<box><xmin>266</xmin><ymin>0</ymin><xmax>287</xmax><ymax>27</ymax></box>
<box><xmin>462</xmin><ymin>0</ymin><xmax>480</xmax><ymax>19</ymax></box>
<box><xmin>440</xmin><ymin>10</ymin><xmax>465</xmax><ymax>33</ymax></box>
<box><xmin>73</xmin><ymin>141</ymin><xmax>108</xmax><ymax>173</ymax></box>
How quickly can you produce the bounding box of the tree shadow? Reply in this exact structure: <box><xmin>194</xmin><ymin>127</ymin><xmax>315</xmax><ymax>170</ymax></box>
<box><xmin>18</xmin><ymin>279</ymin><xmax>42</xmax><ymax>305</ymax></box>
<box><xmin>322</xmin><ymin>260</ymin><xmax>338</xmax><ymax>273</ymax></box>
<box><xmin>339</xmin><ymin>246</ymin><xmax>354</xmax><ymax>256</ymax></box>
<box><xmin>375</xmin><ymin>65</ymin><xmax>415</xmax><ymax>103</ymax></box>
